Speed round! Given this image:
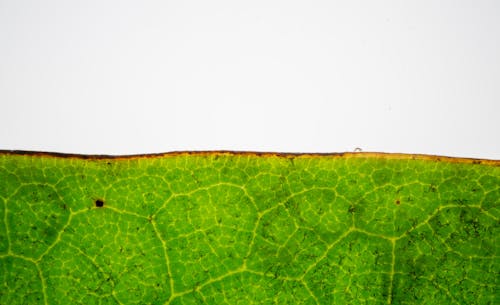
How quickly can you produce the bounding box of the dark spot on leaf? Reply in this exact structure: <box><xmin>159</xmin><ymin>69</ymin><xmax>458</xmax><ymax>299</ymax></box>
<box><xmin>44</xmin><ymin>227</ymin><xmax>57</xmax><ymax>238</ymax></box>
<box><xmin>395</xmin><ymin>199</ymin><xmax>400</xmax><ymax>205</ymax></box>
<box><xmin>348</xmin><ymin>205</ymin><xmax>356</xmax><ymax>213</ymax></box>
<box><xmin>95</xmin><ymin>199</ymin><xmax>104</xmax><ymax>207</ymax></box>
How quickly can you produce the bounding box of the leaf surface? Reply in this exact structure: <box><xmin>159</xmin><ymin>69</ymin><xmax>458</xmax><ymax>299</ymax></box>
<box><xmin>0</xmin><ymin>152</ymin><xmax>498</xmax><ymax>304</ymax></box>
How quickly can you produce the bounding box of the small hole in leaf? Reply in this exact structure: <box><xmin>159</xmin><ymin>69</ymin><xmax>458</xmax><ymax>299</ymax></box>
<box><xmin>95</xmin><ymin>199</ymin><xmax>104</xmax><ymax>207</ymax></box>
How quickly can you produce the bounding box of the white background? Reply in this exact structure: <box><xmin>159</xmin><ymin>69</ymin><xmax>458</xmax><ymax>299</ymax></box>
<box><xmin>1</xmin><ymin>1</ymin><xmax>499</xmax><ymax>159</ymax></box>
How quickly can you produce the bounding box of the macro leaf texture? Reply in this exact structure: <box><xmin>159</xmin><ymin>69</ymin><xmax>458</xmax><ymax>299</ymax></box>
<box><xmin>0</xmin><ymin>151</ymin><xmax>498</xmax><ymax>305</ymax></box>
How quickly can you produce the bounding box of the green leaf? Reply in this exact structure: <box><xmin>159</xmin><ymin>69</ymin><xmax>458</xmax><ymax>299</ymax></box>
<box><xmin>0</xmin><ymin>152</ymin><xmax>498</xmax><ymax>304</ymax></box>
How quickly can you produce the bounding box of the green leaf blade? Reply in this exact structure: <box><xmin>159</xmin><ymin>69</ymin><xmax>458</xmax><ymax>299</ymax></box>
<box><xmin>0</xmin><ymin>152</ymin><xmax>498</xmax><ymax>304</ymax></box>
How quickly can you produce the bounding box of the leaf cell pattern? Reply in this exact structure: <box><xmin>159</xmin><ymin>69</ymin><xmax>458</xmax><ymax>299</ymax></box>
<box><xmin>0</xmin><ymin>153</ymin><xmax>498</xmax><ymax>304</ymax></box>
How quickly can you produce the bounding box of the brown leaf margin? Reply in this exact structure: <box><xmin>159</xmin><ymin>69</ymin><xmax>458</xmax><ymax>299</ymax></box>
<box><xmin>0</xmin><ymin>150</ymin><xmax>498</xmax><ymax>166</ymax></box>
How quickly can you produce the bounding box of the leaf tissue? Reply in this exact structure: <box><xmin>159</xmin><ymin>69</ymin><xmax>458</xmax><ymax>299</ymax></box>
<box><xmin>0</xmin><ymin>151</ymin><xmax>498</xmax><ymax>304</ymax></box>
